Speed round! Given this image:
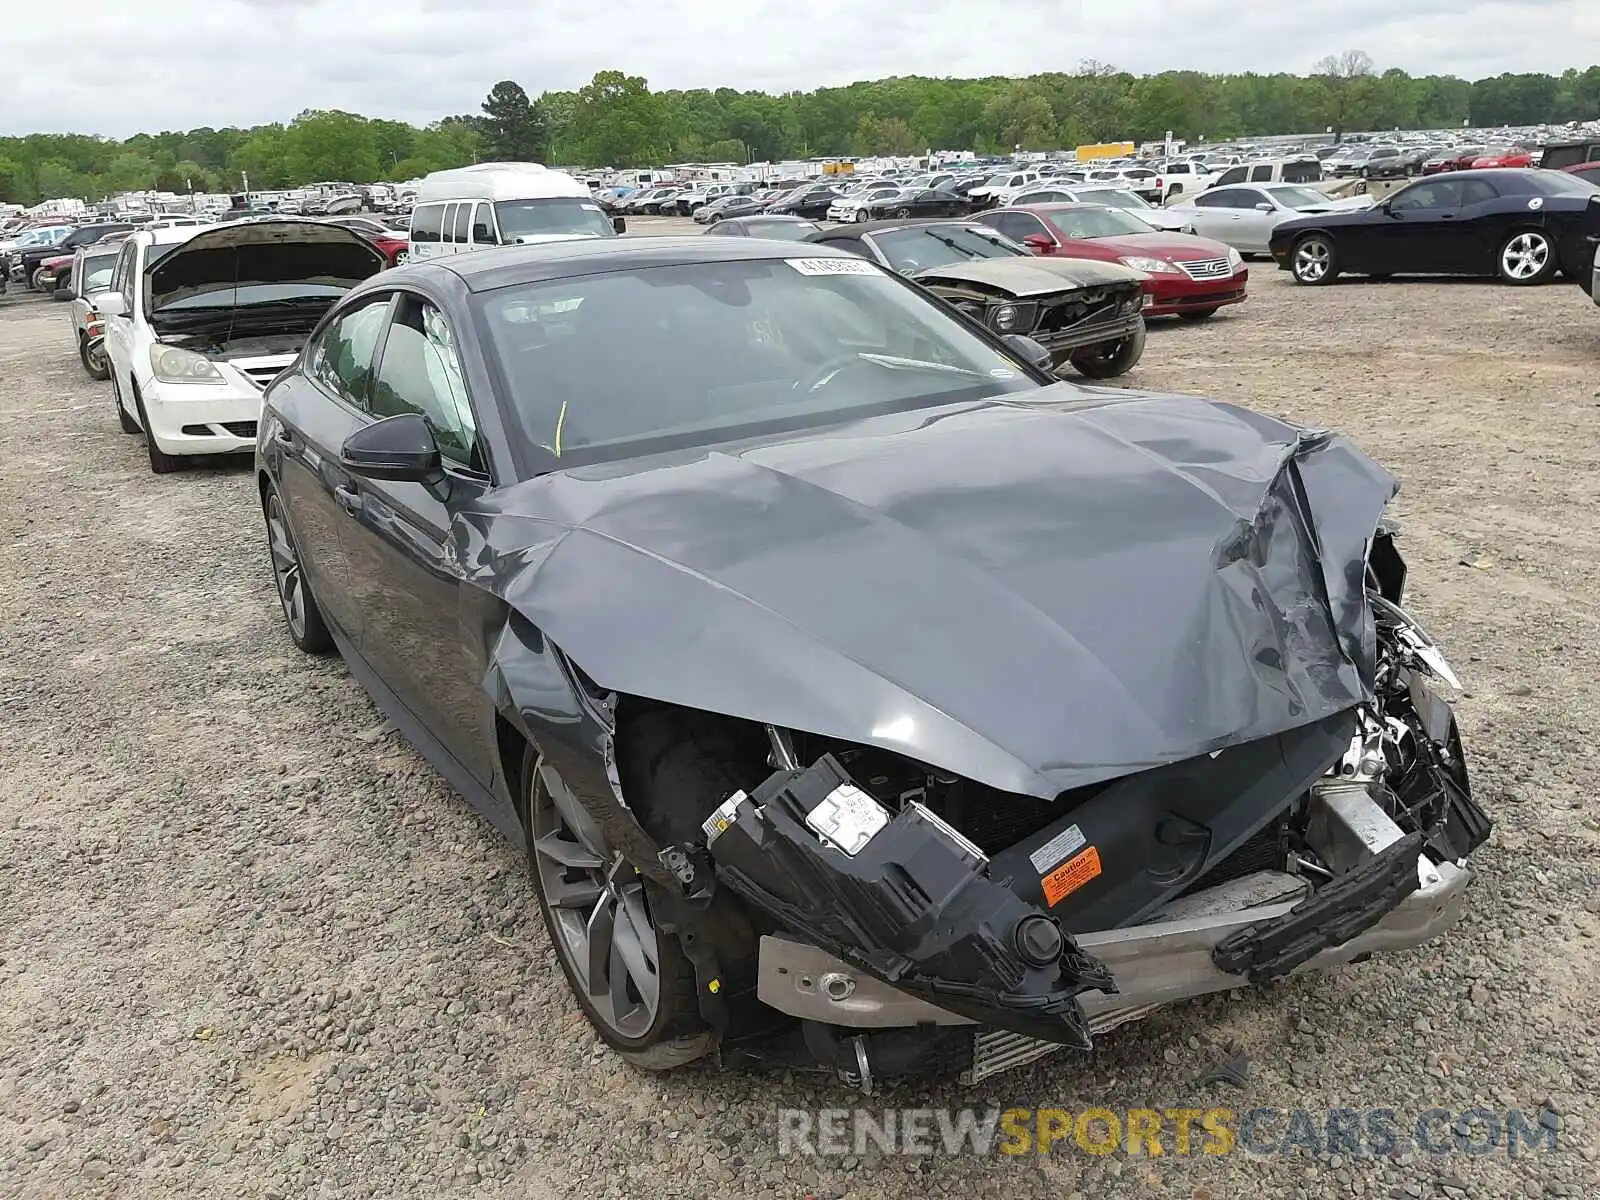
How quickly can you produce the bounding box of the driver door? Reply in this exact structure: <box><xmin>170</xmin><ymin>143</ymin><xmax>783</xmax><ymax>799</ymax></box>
<box><xmin>103</xmin><ymin>241</ymin><xmax>138</xmax><ymax>401</ymax></box>
<box><xmin>336</xmin><ymin>291</ymin><xmax>497</xmax><ymax>789</ymax></box>
<box><xmin>1373</xmin><ymin>179</ymin><xmax>1464</xmax><ymax>274</ymax></box>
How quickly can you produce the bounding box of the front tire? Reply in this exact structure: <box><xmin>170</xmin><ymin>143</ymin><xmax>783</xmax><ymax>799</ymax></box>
<box><xmin>1068</xmin><ymin>321</ymin><xmax>1146</xmax><ymax>379</ymax></box>
<box><xmin>1497</xmin><ymin>230</ymin><xmax>1555</xmax><ymax>285</ymax></box>
<box><xmin>524</xmin><ymin>737</ymin><xmax>715</xmax><ymax>1070</ymax></box>
<box><xmin>132</xmin><ymin>388</ymin><xmax>183</xmax><ymax>474</ymax></box>
<box><xmin>30</xmin><ymin>268</ymin><xmax>48</xmax><ymax>291</ymax></box>
<box><xmin>264</xmin><ymin>485</ymin><xmax>334</xmax><ymax>654</ymax></box>
<box><xmin>1291</xmin><ymin>234</ymin><xmax>1338</xmax><ymax>285</ymax></box>
<box><xmin>391</xmin><ymin>249</ymin><xmax>409</xmax><ymax>266</ymax></box>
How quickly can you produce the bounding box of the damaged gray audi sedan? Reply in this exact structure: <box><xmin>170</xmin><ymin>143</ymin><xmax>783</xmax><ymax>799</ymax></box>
<box><xmin>255</xmin><ymin>235</ymin><xmax>1488</xmax><ymax>1086</ymax></box>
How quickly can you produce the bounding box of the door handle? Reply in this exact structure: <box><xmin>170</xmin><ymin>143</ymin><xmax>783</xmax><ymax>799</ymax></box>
<box><xmin>333</xmin><ymin>484</ymin><xmax>363</xmax><ymax>516</ymax></box>
<box><xmin>275</xmin><ymin>428</ymin><xmax>299</xmax><ymax>450</ymax></box>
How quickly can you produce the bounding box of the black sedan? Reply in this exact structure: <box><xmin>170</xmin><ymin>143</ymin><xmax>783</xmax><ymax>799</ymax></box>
<box><xmin>1270</xmin><ymin>169</ymin><xmax>1600</xmax><ymax>286</ymax></box>
<box><xmin>765</xmin><ymin>186</ymin><xmax>843</xmax><ymax>219</ymax></box>
<box><xmin>851</xmin><ymin>186</ymin><xmax>971</xmax><ymax>222</ymax></box>
<box><xmin>256</xmin><ymin>236</ymin><xmax>1485</xmax><ymax>1084</ymax></box>
<box><xmin>702</xmin><ymin>214</ymin><xmax>822</xmax><ymax>239</ymax></box>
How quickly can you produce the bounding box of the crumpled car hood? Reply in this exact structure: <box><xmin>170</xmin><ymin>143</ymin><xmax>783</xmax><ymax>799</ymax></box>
<box><xmin>915</xmin><ymin>256</ymin><xmax>1145</xmax><ymax>295</ymax></box>
<box><xmin>470</xmin><ymin>386</ymin><xmax>1396</xmax><ymax>800</ymax></box>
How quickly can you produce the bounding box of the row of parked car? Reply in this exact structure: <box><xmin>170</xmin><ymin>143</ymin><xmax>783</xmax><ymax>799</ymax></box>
<box><xmin>33</xmin><ymin>162</ymin><xmax>1253</xmax><ymax>479</ymax></box>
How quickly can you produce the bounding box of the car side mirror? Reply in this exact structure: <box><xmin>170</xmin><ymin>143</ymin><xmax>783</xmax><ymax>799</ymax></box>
<box><xmin>612</xmin><ymin>216</ymin><xmax>627</xmax><ymax>234</ymax></box>
<box><xmin>1255</xmin><ymin>202</ymin><xmax>1274</xmax><ymax>212</ymax></box>
<box><xmin>1002</xmin><ymin>333</ymin><xmax>1053</xmax><ymax>371</ymax></box>
<box><xmin>1023</xmin><ymin>233</ymin><xmax>1055</xmax><ymax>251</ymax></box>
<box><xmin>95</xmin><ymin>292</ymin><xmax>127</xmax><ymax>317</ymax></box>
<box><xmin>341</xmin><ymin>413</ymin><xmax>443</xmax><ymax>484</ymax></box>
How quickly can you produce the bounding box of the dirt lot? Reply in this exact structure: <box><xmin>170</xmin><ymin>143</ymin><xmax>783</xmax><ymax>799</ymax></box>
<box><xmin>2</xmin><ymin>224</ymin><xmax>1598</xmax><ymax>1200</ymax></box>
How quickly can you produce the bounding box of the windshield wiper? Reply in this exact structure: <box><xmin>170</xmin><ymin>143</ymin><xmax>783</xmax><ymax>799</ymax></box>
<box><xmin>923</xmin><ymin>231</ymin><xmax>984</xmax><ymax>259</ymax></box>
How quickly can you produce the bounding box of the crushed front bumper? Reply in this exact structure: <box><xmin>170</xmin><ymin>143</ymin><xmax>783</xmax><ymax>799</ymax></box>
<box><xmin>750</xmin><ymin>778</ymin><xmax>1472</xmax><ymax>1082</ymax></box>
<box><xmin>1034</xmin><ymin>309</ymin><xmax>1145</xmax><ymax>361</ymax></box>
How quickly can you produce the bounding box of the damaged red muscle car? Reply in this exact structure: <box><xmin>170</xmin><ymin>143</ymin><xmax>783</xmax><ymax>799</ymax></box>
<box><xmin>255</xmin><ymin>236</ymin><xmax>1489</xmax><ymax>1087</ymax></box>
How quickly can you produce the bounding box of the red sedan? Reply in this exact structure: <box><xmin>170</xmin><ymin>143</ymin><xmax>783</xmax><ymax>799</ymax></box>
<box><xmin>1471</xmin><ymin>145</ymin><xmax>1533</xmax><ymax>169</ymax></box>
<box><xmin>976</xmin><ymin>203</ymin><xmax>1248</xmax><ymax>320</ymax></box>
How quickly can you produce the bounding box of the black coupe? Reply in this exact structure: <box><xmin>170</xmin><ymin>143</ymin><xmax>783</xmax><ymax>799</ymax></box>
<box><xmin>1269</xmin><ymin>168</ymin><xmax>1600</xmax><ymax>286</ymax></box>
<box><xmin>255</xmin><ymin>237</ymin><xmax>1486</xmax><ymax>1085</ymax></box>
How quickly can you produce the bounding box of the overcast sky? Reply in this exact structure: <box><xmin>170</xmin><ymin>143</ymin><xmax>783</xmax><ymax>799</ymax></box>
<box><xmin>4</xmin><ymin>0</ymin><xmax>1596</xmax><ymax>138</ymax></box>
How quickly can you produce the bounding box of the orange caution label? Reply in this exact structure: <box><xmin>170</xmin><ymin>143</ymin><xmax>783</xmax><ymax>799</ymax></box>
<box><xmin>1042</xmin><ymin>846</ymin><xmax>1102</xmax><ymax>906</ymax></box>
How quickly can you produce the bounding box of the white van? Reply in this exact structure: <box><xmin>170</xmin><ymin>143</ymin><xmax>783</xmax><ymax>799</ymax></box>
<box><xmin>407</xmin><ymin>162</ymin><xmax>623</xmax><ymax>262</ymax></box>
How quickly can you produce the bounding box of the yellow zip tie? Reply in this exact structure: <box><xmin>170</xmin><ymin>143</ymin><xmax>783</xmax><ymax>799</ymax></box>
<box><xmin>553</xmin><ymin>400</ymin><xmax>568</xmax><ymax>457</ymax></box>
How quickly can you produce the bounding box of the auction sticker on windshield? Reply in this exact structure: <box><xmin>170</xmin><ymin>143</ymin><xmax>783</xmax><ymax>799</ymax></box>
<box><xmin>786</xmin><ymin>258</ymin><xmax>885</xmax><ymax>276</ymax></box>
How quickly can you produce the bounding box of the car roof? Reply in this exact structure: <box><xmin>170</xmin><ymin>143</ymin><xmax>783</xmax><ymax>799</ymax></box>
<box><xmin>414</xmin><ymin>234</ymin><xmax>863</xmax><ymax>294</ymax></box>
<box><xmin>414</xmin><ymin>162</ymin><xmax>590</xmax><ymax>205</ymax></box>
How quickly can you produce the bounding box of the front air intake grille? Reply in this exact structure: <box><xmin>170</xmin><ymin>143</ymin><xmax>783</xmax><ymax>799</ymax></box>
<box><xmin>1177</xmin><ymin>257</ymin><xmax>1232</xmax><ymax>281</ymax></box>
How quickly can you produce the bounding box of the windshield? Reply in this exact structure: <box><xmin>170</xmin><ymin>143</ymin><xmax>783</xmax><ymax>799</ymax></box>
<box><xmin>477</xmin><ymin>257</ymin><xmax>1043</xmax><ymax>470</ymax></box>
<box><xmin>494</xmin><ymin>198</ymin><xmax>615</xmax><ymax>241</ymax></box>
<box><xmin>1266</xmin><ymin>185</ymin><xmax>1336</xmax><ymax>209</ymax></box>
<box><xmin>1076</xmin><ymin>189</ymin><xmax>1151</xmax><ymax>211</ymax></box>
<box><xmin>870</xmin><ymin>225</ymin><xmax>1023</xmax><ymax>271</ymax></box>
<box><xmin>1043</xmin><ymin>207</ymin><xmax>1155</xmax><ymax>239</ymax></box>
<box><xmin>1280</xmin><ymin>161</ymin><xmax>1323</xmax><ymax>183</ymax></box>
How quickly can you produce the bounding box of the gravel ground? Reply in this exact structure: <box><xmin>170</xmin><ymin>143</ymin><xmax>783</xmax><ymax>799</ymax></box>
<box><xmin>2</xmin><ymin>225</ymin><xmax>1598</xmax><ymax>1200</ymax></box>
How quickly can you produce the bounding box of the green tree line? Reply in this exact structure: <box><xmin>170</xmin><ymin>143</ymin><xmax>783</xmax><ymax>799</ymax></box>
<box><xmin>5</xmin><ymin>58</ymin><xmax>1600</xmax><ymax>205</ymax></box>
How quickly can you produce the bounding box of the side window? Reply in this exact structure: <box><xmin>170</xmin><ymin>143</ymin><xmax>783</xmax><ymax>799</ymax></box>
<box><xmin>1249</xmin><ymin>164</ymin><xmax>1273</xmax><ymax>182</ymax></box>
<box><xmin>452</xmin><ymin>204</ymin><xmax>472</xmax><ymax>244</ymax></box>
<box><xmin>109</xmin><ymin>242</ymin><xmax>132</xmax><ymax>296</ymax></box>
<box><xmin>993</xmin><ymin>211</ymin><xmax>1047</xmax><ymax>243</ymax></box>
<box><xmin>1391</xmin><ymin>179</ymin><xmax>1462</xmax><ymax>211</ymax></box>
<box><xmin>411</xmin><ymin>205</ymin><xmax>442</xmax><ymax>243</ymax></box>
<box><xmin>1195</xmin><ymin>188</ymin><xmax>1244</xmax><ymax>208</ymax></box>
<box><xmin>472</xmin><ymin>203</ymin><xmax>496</xmax><ymax>244</ymax></box>
<box><xmin>439</xmin><ymin>203</ymin><xmax>458</xmax><ymax>244</ymax></box>
<box><xmin>369</xmin><ymin>296</ymin><xmax>480</xmax><ymax>470</ymax></box>
<box><xmin>1217</xmin><ymin>166</ymin><xmax>1247</xmax><ymax>186</ymax></box>
<box><xmin>307</xmin><ymin>296</ymin><xmax>392</xmax><ymax>406</ymax></box>
<box><xmin>1459</xmin><ymin>179</ymin><xmax>1498</xmax><ymax>205</ymax></box>
<box><xmin>119</xmin><ymin>244</ymin><xmax>137</xmax><ymax>312</ymax></box>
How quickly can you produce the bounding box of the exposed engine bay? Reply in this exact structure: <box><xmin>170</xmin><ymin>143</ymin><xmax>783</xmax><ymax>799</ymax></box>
<box><xmin>636</xmin><ymin>528</ymin><xmax>1490</xmax><ymax>1087</ymax></box>
<box><xmin>158</xmin><ymin>330</ymin><xmax>312</xmax><ymax>361</ymax></box>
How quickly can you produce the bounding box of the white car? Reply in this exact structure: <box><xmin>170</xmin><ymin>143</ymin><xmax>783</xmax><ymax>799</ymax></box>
<box><xmin>1166</xmin><ymin>183</ymin><xmax>1376</xmax><ymax>254</ymax></box>
<box><xmin>98</xmin><ymin>220</ymin><xmax>386</xmax><ymax>474</ymax></box>
<box><xmin>825</xmin><ymin>181</ymin><xmax>903</xmax><ymax>222</ymax></box>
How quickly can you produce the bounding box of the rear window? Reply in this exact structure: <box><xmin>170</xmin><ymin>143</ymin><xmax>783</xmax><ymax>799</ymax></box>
<box><xmin>1282</xmin><ymin>161</ymin><xmax>1322</xmax><ymax>183</ymax></box>
<box><xmin>1540</xmin><ymin>143</ymin><xmax>1600</xmax><ymax>171</ymax></box>
<box><xmin>1528</xmin><ymin>170</ymin><xmax>1600</xmax><ymax>197</ymax></box>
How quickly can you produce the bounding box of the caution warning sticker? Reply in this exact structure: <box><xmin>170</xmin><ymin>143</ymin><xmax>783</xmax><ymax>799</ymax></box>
<box><xmin>1042</xmin><ymin>846</ymin><xmax>1102</xmax><ymax>907</ymax></box>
